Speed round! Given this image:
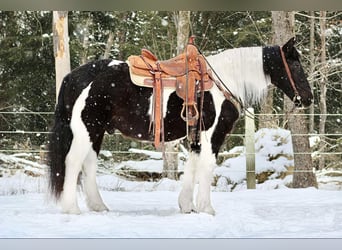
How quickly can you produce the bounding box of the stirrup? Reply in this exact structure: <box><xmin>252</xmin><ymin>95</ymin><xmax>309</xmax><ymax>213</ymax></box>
<box><xmin>180</xmin><ymin>103</ymin><xmax>199</xmax><ymax>124</ymax></box>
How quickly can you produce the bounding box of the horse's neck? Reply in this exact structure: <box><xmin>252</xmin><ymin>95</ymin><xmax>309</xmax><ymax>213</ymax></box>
<box><xmin>207</xmin><ymin>47</ymin><xmax>271</xmax><ymax>106</ymax></box>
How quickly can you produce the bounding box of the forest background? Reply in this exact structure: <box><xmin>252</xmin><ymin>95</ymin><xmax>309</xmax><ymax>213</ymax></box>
<box><xmin>0</xmin><ymin>11</ymin><xmax>341</xmax><ymax>174</ymax></box>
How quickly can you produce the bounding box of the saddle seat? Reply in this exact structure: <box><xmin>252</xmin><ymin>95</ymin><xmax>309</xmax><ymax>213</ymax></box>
<box><xmin>141</xmin><ymin>47</ymin><xmax>197</xmax><ymax>77</ymax></box>
<box><xmin>126</xmin><ymin>37</ymin><xmax>214</xmax><ymax>149</ymax></box>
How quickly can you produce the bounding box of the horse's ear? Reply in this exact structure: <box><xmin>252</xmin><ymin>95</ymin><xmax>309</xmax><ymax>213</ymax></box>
<box><xmin>282</xmin><ymin>37</ymin><xmax>296</xmax><ymax>55</ymax></box>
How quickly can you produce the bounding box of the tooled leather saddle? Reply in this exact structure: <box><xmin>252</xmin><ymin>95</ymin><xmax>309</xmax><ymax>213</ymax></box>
<box><xmin>127</xmin><ymin>36</ymin><xmax>214</xmax><ymax>149</ymax></box>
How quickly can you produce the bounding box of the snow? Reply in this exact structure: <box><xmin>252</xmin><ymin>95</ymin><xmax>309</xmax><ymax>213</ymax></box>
<box><xmin>0</xmin><ymin>188</ymin><xmax>341</xmax><ymax>238</ymax></box>
<box><xmin>0</xmin><ymin>128</ymin><xmax>341</xmax><ymax>238</ymax></box>
<box><xmin>161</xmin><ymin>19</ymin><xmax>168</xmax><ymax>27</ymax></box>
<box><xmin>215</xmin><ymin>128</ymin><xmax>294</xmax><ymax>186</ymax></box>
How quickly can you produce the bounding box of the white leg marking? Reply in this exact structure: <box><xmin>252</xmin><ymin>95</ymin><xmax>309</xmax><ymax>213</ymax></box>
<box><xmin>196</xmin><ymin>132</ymin><xmax>216</xmax><ymax>215</ymax></box>
<box><xmin>83</xmin><ymin>149</ymin><xmax>109</xmax><ymax>212</ymax></box>
<box><xmin>178</xmin><ymin>152</ymin><xmax>197</xmax><ymax>213</ymax></box>
<box><xmin>179</xmin><ymin>129</ymin><xmax>217</xmax><ymax>215</ymax></box>
<box><xmin>187</xmin><ymin>87</ymin><xmax>226</xmax><ymax>215</ymax></box>
<box><xmin>60</xmin><ymin>84</ymin><xmax>92</xmax><ymax>214</ymax></box>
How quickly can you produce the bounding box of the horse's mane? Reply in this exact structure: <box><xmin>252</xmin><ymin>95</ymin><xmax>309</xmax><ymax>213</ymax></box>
<box><xmin>206</xmin><ymin>47</ymin><xmax>271</xmax><ymax>106</ymax></box>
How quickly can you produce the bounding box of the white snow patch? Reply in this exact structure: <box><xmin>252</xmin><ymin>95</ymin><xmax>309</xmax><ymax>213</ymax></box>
<box><xmin>309</xmin><ymin>135</ymin><xmax>320</xmax><ymax>148</ymax></box>
<box><xmin>99</xmin><ymin>150</ymin><xmax>113</xmax><ymax>159</ymax></box>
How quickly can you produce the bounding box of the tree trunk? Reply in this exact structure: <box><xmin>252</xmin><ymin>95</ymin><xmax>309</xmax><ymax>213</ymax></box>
<box><xmin>272</xmin><ymin>11</ymin><xmax>318</xmax><ymax>188</ymax></box>
<box><xmin>162</xmin><ymin>11</ymin><xmax>191</xmax><ymax>180</ymax></box>
<box><xmin>80</xmin><ymin>16</ymin><xmax>91</xmax><ymax>65</ymax></box>
<box><xmin>176</xmin><ymin>11</ymin><xmax>191</xmax><ymax>54</ymax></box>
<box><xmin>103</xmin><ymin>31</ymin><xmax>114</xmax><ymax>59</ymax></box>
<box><xmin>259</xmin><ymin>87</ymin><xmax>278</xmax><ymax>129</ymax></box>
<box><xmin>162</xmin><ymin>140</ymin><xmax>179</xmax><ymax>180</ymax></box>
<box><xmin>258</xmin><ymin>35</ymin><xmax>278</xmax><ymax>129</ymax></box>
<box><xmin>53</xmin><ymin>11</ymin><xmax>71</xmax><ymax>102</ymax></box>
<box><xmin>318</xmin><ymin>11</ymin><xmax>327</xmax><ymax>170</ymax></box>
<box><xmin>116</xmin><ymin>12</ymin><xmax>129</xmax><ymax>60</ymax></box>
<box><xmin>308</xmin><ymin>11</ymin><xmax>315</xmax><ymax>134</ymax></box>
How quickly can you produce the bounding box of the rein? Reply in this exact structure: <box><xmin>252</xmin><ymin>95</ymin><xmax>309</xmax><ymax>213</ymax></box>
<box><xmin>279</xmin><ymin>46</ymin><xmax>302</xmax><ymax>105</ymax></box>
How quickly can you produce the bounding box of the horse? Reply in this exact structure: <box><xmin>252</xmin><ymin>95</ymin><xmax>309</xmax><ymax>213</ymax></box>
<box><xmin>48</xmin><ymin>37</ymin><xmax>313</xmax><ymax>215</ymax></box>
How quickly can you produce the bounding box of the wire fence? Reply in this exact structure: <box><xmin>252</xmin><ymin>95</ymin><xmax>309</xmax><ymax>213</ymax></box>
<box><xmin>0</xmin><ymin>111</ymin><xmax>341</xmax><ymax>173</ymax></box>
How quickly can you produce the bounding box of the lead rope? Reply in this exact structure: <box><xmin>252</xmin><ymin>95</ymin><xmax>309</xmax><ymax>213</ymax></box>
<box><xmin>184</xmin><ymin>43</ymin><xmax>190</xmax><ymax>142</ymax></box>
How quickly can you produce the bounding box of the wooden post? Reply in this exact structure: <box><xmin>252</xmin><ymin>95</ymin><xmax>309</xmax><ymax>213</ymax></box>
<box><xmin>245</xmin><ymin>108</ymin><xmax>256</xmax><ymax>189</ymax></box>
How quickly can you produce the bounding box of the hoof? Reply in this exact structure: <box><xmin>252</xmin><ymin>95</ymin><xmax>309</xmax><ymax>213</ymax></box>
<box><xmin>181</xmin><ymin>207</ymin><xmax>198</xmax><ymax>214</ymax></box>
<box><xmin>178</xmin><ymin>189</ymin><xmax>197</xmax><ymax>214</ymax></box>
<box><xmin>88</xmin><ymin>203</ymin><xmax>109</xmax><ymax>212</ymax></box>
<box><xmin>62</xmin><ymin>206</ymin><xmax>81</xmax><ymax>215</ymax></box>
<box><xmin>179</xmin><ymin>201</ymin><xmax>198</xmax><ymax>214</ymax></box>
<box><xmin>197</xmin><ymin>204</ymin><xmax>216</xmax><ymax>216</ymax></box>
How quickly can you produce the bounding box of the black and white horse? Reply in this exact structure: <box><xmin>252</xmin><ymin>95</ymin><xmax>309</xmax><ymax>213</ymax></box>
<box><xmin>48</xmin><ymin>37</ymin><xmax>313</xmax><ymax>214</ymax></box>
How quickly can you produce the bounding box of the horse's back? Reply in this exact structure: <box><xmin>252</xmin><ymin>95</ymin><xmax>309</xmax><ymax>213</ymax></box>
<box><xmin>59</xmin><ymin>59</ymin><xmax>114</xmax><ymax>110</ymax></box>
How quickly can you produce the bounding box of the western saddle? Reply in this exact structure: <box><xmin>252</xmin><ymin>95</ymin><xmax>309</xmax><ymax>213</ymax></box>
<box><xmin>127</xmin><ymin>36</ymin><xmax>214</xmax><ymax>149</ymax></box>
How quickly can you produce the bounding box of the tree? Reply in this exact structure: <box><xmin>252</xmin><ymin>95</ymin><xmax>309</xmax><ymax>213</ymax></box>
<box><xmin>308</xmin><ymin>11</ymin><xmax>316</xmax><ymax>134</ymax></box>
<box><xmin>162</xmin><ymin>11</ymin><xmax>191</xmax><ymax>180</ymax></box>
<box><xmin>272</xmin><ymin>11</ymin><xmax>318</xmax><ymax>188</ymax></box>
<box><xmin>53</xmin><ymin>11</ymin><xmax>70</xmax><ymax>100</ymax></box>
<box><xmin>258</xmin><ymin>17</ymin><xmax>280</xmax><ymax>129</ymax></box>
<box><xmin>318</xmin><ymin>11</ymin><xmax>328</xmax><ymax>170</ymax></box>
<box><xmin>292</xmin><ymin>11</ymin><xmax>342</xmax><ymax>170</ymax></box>
<box><xmin>175</xmin><ymin>11</ymin><xmax>191</xmax><ymax>54</ymax></box>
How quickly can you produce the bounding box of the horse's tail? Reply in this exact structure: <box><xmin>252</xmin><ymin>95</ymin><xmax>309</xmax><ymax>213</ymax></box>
<box><xmin>48</xmin><ymin>75</ymin><xmax>73</xmax><ymax>200</ymax></box>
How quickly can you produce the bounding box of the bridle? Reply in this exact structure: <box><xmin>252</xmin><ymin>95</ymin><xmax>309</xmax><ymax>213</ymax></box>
<box><xmin>199</xmin><ymin>45</ymin><xmax>304</xmax><ymax>120</ymax></box>
<box><xmin>279</xmin><ymin>46</ymin><xmax>302</xmax><ymax>106</ymax></box>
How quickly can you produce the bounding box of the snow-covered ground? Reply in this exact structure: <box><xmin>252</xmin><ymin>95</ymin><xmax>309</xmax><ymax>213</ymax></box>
<box><xmin>0</xmin><ymin>128</ymin><xmax>341</xmax><ymax>238</ymax></box>
<box><xmin>0</xmin><ymin>184</ymin><xmax>341</xmax><ymax>238</ymax></box>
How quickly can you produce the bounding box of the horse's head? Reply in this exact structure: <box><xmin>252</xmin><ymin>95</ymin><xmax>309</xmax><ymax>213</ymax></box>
<box><xmin>264</xmin><ymin>37</ymin><xmax>313</xmax><ymax>107</ymax></box>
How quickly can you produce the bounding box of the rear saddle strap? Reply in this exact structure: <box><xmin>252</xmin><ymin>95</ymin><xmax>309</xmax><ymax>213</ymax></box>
<box><xmin>127</xmin><ymin>37</ymin><xmax>214</xmax><ymax>149</ymax></box>
<box><xmin>153</xmin><ymin>69</ymin><xmax>163</xmax><ymax>150</ymax></box>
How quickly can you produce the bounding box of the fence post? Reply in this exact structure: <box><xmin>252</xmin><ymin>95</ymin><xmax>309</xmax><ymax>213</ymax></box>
<box><xmin>245</xmin><ymin>107</ymin><xmax>256</xmax><ymax>189</ymax></box>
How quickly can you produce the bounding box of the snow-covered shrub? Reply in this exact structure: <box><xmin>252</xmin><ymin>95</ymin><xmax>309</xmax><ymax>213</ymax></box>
<box><xmin>213</xmin><ymin>128</ymin><xmax>295</xmax><ymax>191</ymax></box>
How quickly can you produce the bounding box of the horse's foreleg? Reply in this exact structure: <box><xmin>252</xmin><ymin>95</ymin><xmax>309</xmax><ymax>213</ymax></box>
<box><xmin>178</xmin><ymin>152</ymin><xmax>197</xmax><ymax>213</ymax></box>
<box><xmin>83</xmin><ymin>149</ymin><xmax>109</xmax><ymax>212</ymax></box>
<box><xmin>196</xmin><ymin>138</ymin><xmax>216</xmax><ymax>215</ymax></box>
<box><xmin>196</xmin><ymin>157</ymin><xmax>216</xmax><ymax>215</ymax></box>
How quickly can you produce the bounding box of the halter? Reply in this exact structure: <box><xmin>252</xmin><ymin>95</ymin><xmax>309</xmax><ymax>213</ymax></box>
<box><xmin>279</xmin><ymin>46</ymin><xmax>302</xmax><ymax>106</ymax></box>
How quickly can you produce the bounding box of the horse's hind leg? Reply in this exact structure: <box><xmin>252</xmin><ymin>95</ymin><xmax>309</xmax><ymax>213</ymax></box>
<box><xmin>61</xmin><ymin>137</ymin><xmax>91</xmax><ymax>214</ymax></box>
<box><xmin>60</xmin><ymin>83</ymin><xmax>92</xmax><ymax>214</ymax></box>
<box><xmin>83</xmin><ymin>148</ymin><xmax>109</xmax><ymax>212</ymax></box>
